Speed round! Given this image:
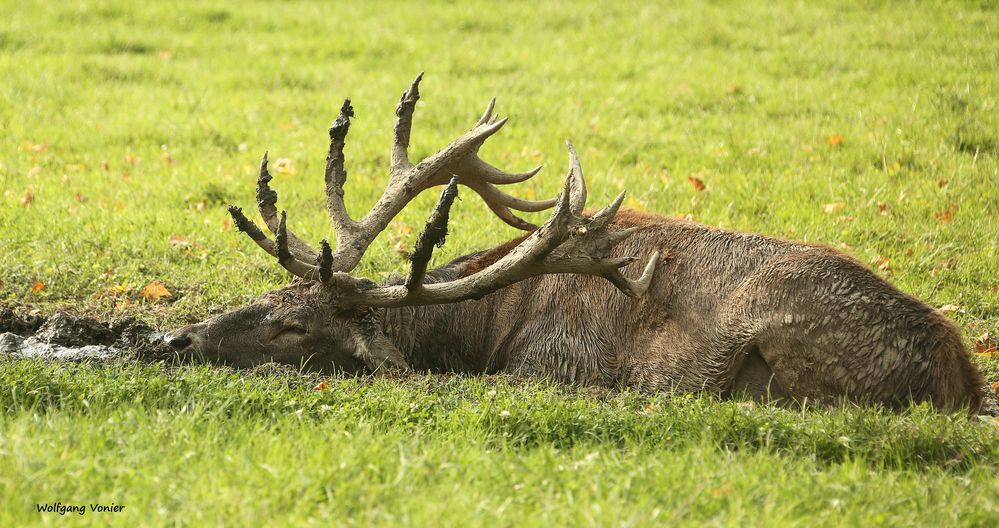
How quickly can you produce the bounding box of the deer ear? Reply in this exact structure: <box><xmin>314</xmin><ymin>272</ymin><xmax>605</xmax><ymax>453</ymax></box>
<box><xmin>348</xmin><ymin>309</ymin><xmax>410</xmax><ymax>374</ymax></box>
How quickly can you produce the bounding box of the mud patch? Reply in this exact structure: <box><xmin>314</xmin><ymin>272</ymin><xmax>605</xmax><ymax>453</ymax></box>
<box><xmin>0</xmin><ymin>310</ymin><xmax>174</xmax><ymax>362</ymax></box>
<box><xmin>0</xmin><ymin>305</ymin><xmax>47</xmax><ymax>337</ymax></box>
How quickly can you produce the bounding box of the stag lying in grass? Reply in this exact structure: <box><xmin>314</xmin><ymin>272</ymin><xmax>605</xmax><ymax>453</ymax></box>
<box><xmin>166</xmin><ymin>75</ymin><xmax>984</xmax><ymax>412</ymax></box>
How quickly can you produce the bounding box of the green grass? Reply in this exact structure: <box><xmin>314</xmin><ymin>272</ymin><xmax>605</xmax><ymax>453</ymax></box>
<box><xmin>2</xmin><ymin>360</ymin><xmax>998</xmax><ymax>526</ymax></box>
<box><xmin>1</xmin><ymin>0</ymin><xmax>998</xmax><ymax>525</ymax></box>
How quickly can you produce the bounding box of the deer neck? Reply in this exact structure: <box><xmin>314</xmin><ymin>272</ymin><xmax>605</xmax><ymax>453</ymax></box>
<box><xmin>378</xmin><ymin>299</ymin><xmax>496</xmax><ymax>373</ymax></box>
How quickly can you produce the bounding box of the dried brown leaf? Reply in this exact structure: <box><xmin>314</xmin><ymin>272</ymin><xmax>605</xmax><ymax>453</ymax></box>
<box><xmin>687</xmin><ymin>175</ymin><xmax>706</xmax><ymax>192</ymax></box>
<box><xmin>139</xmin><ymin>281</ymin><xmax>172</xmax><ymax>303</ymax></box>
<box><xmin>934</xmin><ymin>203</ymin><xmax>957</xmax><ymax>223</ymax></box>
<box><xmin>870</xmin><ymin>255</ymin><xmax>891</xmax><ymax>273</ymax></box>
<box><xmin>974</xmin><ymin>333</ymin><xmax>996</xmax><ymax>355</ymax></box>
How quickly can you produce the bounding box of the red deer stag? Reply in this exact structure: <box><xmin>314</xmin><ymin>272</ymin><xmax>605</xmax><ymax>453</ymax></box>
<box><xmin>166</xmin><ymin>75</ymin><xmax>984</xmax><ymax>411</ymax></box>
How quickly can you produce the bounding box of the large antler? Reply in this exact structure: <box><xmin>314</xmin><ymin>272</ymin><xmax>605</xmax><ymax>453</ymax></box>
<box><xmin>229</xmin><ymin>74</ymin><xmax>553</xmax><ymax>279</ymax></box>
<box><xmin>320</xmin><ymin>143</ymin><xmax>660</xmax><ymax>308</ymax></box>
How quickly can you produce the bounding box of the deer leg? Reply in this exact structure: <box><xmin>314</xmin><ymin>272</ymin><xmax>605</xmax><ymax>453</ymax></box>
<box><xmin>726</xmin><ymin>343</ymin><xmax>788</xmax><ymax>402</ymax></box>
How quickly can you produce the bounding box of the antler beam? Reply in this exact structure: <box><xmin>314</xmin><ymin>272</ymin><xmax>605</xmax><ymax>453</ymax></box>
<box><xmin>324</xmin><ymin>143</ymin><xmax>659</xmax><ymax>308</ymax></box>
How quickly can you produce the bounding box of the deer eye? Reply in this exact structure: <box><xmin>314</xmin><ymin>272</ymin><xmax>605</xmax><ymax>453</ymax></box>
<box><xmin>272</xmin><ymin>324</ymin><xmax>308</xmax><ymax>341</ymax></box>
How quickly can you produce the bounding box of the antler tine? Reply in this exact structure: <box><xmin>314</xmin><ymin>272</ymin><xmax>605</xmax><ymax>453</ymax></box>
<box><xmin>481</xmin><ymin>200</ymin><xmax>538</xmax><ymax>231</ymax></box>
<box><xmin>475</xmin><ymin>97</ymin><xmax>496</xmax><ymax>127</ymax></box>
<box><xmin>391</xmin><ymin>72</ymin><xmax>423</xmax><ymax>174</ymax></box>
<box><xmin>456</xmin><ymin>156</ymin><xmax>543</xmax><ymax>185</ymax></box>
<box><xmin>318</xmin><ymin>239</ymin><xmax>333</xmax><ymax>283</ymax></box>
<box><xmin>565</xmin><ymin>141</ymin><xmax>587</xmax><ymax>216</ymax></box>
<box><xmin>605</xmin><ymin>251</ymin><xmax>660</xmax><ymax>298</ymax></box>
<box><xmin>324</xmin><ymin>99</ymin><xmax>361</xmax><ymax>237</ymax></box>
<box><xmin>228</xmin><ymin>206</ymin><xmax>319</xmax><ymax>279</ymax></box>
<box><xmin>328</xmin><ymin>143</ymin><xmax>659</xmax><ymax>308</ymax></box>
<box><xmin>590</xmin><ymin>190</ymin><xmax>626</xmax><ymax>230</ymax></box>
<box><xmin>405</xmin><ymin>177</ymin><xmax>459</xmax><ymax>290</ymax></box>
<box><xmin>256</xmin><ymin>153</ymin><xmax>319</xmax><ymax>261</ymax></box>
<box><xmin>464</xmin><ymin>182</ymin><xmax>557</xmax><ymax>213</ymax></box>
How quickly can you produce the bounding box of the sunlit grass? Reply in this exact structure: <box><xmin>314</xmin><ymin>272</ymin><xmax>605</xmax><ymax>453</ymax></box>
<box><xmin>1</xmin><ymin>0</ymin><xmax>998</xmax><ymax>525</ymax></box>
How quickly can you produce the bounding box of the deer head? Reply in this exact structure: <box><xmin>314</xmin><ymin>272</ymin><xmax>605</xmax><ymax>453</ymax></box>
<box><xmin>166</xmin><ymin>74</ymin><xmax>659</xmax><ymax>373</ymax></box>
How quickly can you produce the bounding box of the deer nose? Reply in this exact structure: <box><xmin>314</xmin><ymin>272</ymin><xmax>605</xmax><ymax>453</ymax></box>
<box><xmin>166</xmin><ymin>334</ymin><xmax>193</xmax><ymax>351</ymax></box>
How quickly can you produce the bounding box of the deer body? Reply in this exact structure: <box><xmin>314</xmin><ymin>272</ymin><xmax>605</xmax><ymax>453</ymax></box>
<box><xmin>165</xmin><ymin>76</ymin><xmax>983</xmax><ymax>412</ymax></box>
<box><xmin>376</xmin><ymin>212</ymin><xmax>982</xmax><ymax>409</ymax></box>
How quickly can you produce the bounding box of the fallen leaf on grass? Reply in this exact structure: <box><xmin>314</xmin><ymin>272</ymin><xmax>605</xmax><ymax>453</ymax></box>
<box><xmin>21</xmin><ymin>191</ymin><xmax>34</xmax><ymax>207</ymax></box>
<box><xmin>822</xmin><ymin>202</ymin><xmax>845</xmax><ymax>214</ymax></box>
<box><xmin>393</xmin><ymin>222</ymin><xmax>414</xmax><ymax>238</ymax></box>
<box><xmin>827</xmin><ymin>134</ymin><xmax>844</xmax><ymax>147</ymax></box>
<box><xmin>687</xmin><ymin>175</ymin><xmax>706</xmax><ymax>192</ymax></box>
<box><xmin>274</xmin><ymin>158</ymin><xmax>296</xmax><ymax>175</ymax></box>
<box><xmin>938</xmin><ymin>304</ymin><xmax>965</xmax><ymax>314</ymax></box>
<box><xmin>870</xmin><ymin>255</ymin><xmax>891</xmax><ymax>273</ymax></box>
<box><xmin>712</xmin><ymin>485</ymin><xmax>734</xmax><ymax>497</ymax></box>
<box><xmin>93</xmin><ymin>285</ymin><xmax>130</xmax><ymax>299</ymax></box>
<box><xmin>934</xmin><ymin>203</ymin><xmax>957</xmax><ymax>223</ymax></box>
<box><xmin>31</xmin><ymin>281</ymin><xmax>45</xmax><ymax>293</ymax></box>
<box><xmin>139</xmin><ymin>281</ymin><xmax>172</xmax><ymax>302</ymax></box>
<box><xmin>19</xmin><ymin>142</ymin><xmax>48</xmax><ymax>153</ymax></box>
<box><xmin>393</xmin><ymin>240</ymin><xmax>410</xmax><ymax>259</ymax></box>
<box><xmin>974</xmin><ymin>333</ymin><xmax>996</xmax><ymax>355</ymax></box>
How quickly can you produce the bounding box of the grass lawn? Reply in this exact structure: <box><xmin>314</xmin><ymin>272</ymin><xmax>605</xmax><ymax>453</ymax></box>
<box><xmin>1</xmin><ymin>0</ymin><xmax>998</xmax><ymax>525</ymax></box>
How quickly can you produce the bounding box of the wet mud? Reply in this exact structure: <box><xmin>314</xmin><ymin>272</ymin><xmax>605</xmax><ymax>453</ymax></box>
<box><xmin>0</xmin><ymin>307</ymin><xmax>173</xmax><ymax>362</ymax></box>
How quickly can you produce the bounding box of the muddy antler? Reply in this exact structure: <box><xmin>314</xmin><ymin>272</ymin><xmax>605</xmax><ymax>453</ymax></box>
<box><xmin>229</xmin><ymin>74</ymin><xmax>552</xmax><ymax>279</ymax></box>
<box><xmin>228</xmin><ymin>75</ymin><xmax>656</xmax><ymax>304</ymax></box>
<box><xmin>323</xmin><ymin>143</ymin><xmax>659</xmax><ymax>308</ymax></box>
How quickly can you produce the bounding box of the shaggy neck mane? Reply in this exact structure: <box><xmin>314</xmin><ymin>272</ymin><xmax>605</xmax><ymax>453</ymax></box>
<box><xmin>457</xmin><ymin>233</ymin><xmax>532</xmax><ymax>278</ymax></box>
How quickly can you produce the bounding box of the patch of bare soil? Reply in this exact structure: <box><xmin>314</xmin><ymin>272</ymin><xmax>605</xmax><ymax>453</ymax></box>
<box><xmin>0</xmin><ymin>305</ymin><xmax>46</xmax><ymax>336</ymax></box>
<box><xmin>0</xmin><ymin>306</ymin><xmax>173</xmax><ymax>361</ymax></box>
